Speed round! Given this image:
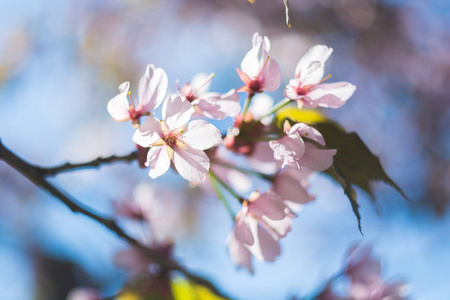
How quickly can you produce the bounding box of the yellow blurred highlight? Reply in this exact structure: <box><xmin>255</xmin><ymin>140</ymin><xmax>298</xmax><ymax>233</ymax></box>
<box><xmin>116</xmin><ymin>291</ymin><xmax>142</xmax><ymax>300</ymax></box>
<box><xmin>275</xmin><ymin>107</ymin><xmax>326</xmax><ymax>128</ymax></box>
<box><xmin>171</xmin><ymin>278</ymin><xmax>227</xmax><ymax>300</ymax></box>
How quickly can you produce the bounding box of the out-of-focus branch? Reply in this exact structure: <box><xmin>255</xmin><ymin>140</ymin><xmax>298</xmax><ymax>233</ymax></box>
<box><xmin>40</xmin><ymin>152</ymin><xmax>138</xmax><ymax>176</ymax></box>
<box><xmin>0</xmin><ymin>140</ymin><xmax>228</xmax><ymax>299</ymax></box>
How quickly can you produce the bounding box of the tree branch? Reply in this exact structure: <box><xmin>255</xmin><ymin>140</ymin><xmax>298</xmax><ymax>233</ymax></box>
<box><xmin>0</xmin><ymin>139</ymin><xmax>228</xmax><ymax>298</ymax></box>
<box><xmin>40</xmin><ymin>152</ymin><xmax>139</xmax><ymax>176</ymax></box>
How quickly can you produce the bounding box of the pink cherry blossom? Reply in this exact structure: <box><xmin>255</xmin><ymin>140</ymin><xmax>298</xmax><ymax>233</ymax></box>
<box><xmin>178</xmin><ymin>73</ymin><xmax>240</xmax><ymax>119</ymax></box>
<box><xmin>107</xmin><ymin>64</ymin><xmax>168</xmax><ymax>128</ymax></box>
<box><xmin>132</xmin><ymin>95</ymin><xmax>222</xmax><ymax>182</ymax></box>
<box><xmin>284</xmin><ymin>45</ymin><xmax>356</xmax><ymax>109</ymax></box>
<box><xmin>236</xmin><ymin>33</ymin><xmax>281</xmax><ymax>93</ymax></box>
<box><xmin>228</xmin><ymin>191</ymin><xmax>293</xmax><ymax>272</ymax></box>
<box><xmin>66</xmin><ymin>288</ymin><xmax>101</xmax><ymax>300</ymax></box>
<box><xmin>345</xmin><ymin>244</ymin><xmax>410</xmax><ymax>300</ymax></box>
<box><xmin>269</xmin><ymin>122</ymin><xmax>337</xmax><ymax>171</ymax></box>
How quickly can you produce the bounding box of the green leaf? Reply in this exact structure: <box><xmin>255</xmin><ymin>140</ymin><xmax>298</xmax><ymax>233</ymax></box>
<box><xmin>276</xmin><ymin>107</ymin><xmax>407</xmax><ymax>233</ymax></box>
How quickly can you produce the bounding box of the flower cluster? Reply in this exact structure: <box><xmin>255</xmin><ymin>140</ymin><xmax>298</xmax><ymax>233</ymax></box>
<box><xmin>106</xmin><ymin>32</ymin><xmax>356</xmax><ymax>272</ymax></box>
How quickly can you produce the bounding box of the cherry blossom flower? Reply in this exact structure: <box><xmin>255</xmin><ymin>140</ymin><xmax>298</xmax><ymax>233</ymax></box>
<box><xmin>107</xmin><ymin>64</ymin><xmax>168</xmax><ymax>128</ymax></box>
<box><xmin>345</xmin><ymin>244</ymin><xmax>410</xmax><ymax>300</ymax></box>
<box><xmin>236</xmin><ymin>33</ymin><xmax>281</xmax><ymax>93</ymax></box>
<box><xmin>132</xmin><ymin>95</ymin><xmax>222</xmax><ymax>182</ymax></box>
<box><xmin>178</xmin><ymin>73</ymin><xmax>240</xmax><ymax>119</ymax></box>
<box><xmin>269</xmin><ymin>121</ymin><xmax>336</xmax><ymax>171</ymax></box>
<box><xmin>228</xmin><ymin>191</ymin><xmax>293</xmax><ymax>272</ymax></box>
<box><xmin>284</xmin><ymin>45</ymin><xmax>356</xmax><ymax>109</ymax></box>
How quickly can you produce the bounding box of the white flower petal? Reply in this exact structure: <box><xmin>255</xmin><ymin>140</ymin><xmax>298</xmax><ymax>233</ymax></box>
<box><xmin>138</xmin><ymin>64</ymin><xmax>168</xmax><ymax>113</ymax></box>
<box><xmin>182</xmin><ymin>120</ymin><xmax>222</xmax><ymax>150</ymax></box>
<box><xmin>269</xmin><ymin>133</ymin><xmax>306</xmax><ymax>169</ymax></box>
<box><xmin>290</xmin><ymin>123</ymin><xmax>325</xmax><ymax>146</ymax></box>
<box><xmin>190</xmin><ymin>73</ymin><xmax>212</xmax><ymax>96</ymax></box>
<box><xmin>308</xmin><ymin>82</ymin><xmax>356</xmax><ymax>108</ymax></box>
<box><xmin>241</xmin><ymin>41</ymin><xmax>267</xmax><ymax>79</ymax></box>
<box><xmin>132</xmin><ymin>116</ymin><xmax>163</xmax><ymax>147</ymax></box>
<box><xmin>107</xmin><ymin>81</ymin><xmax>130</xmax><ymax>121</ymax></box>
<box><xmin>172</xmin><ymin>145</ymin><xmax>210</xmax><ymax>182</ymax></box>
<box><xmin>295</xmin><ymin>45</ymin><xmax>333</xmax><ymax>78</ymax></box>
<box><xmin>162</xmin><ymin>95</ymin><xmax>195</xmax><ymax>130</ymax></box>
<box><xmin>146</xmin><ymin>145</ymin><xmax>171</xmax><ymax>179</ymax></box>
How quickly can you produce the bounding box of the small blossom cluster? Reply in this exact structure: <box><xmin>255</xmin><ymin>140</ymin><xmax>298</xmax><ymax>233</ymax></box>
<box><xmin>316</xmin><ymin>244</ymin><xmax>410</xmax><ymax>300</ymax></box>
<box><xmin>106</xmin><ymin>32</ymin><xmax>356</xmax><ymax>272</ymax></box>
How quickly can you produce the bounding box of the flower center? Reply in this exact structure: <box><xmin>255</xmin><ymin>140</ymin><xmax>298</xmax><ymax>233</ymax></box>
<box><xmin>296</xmin><ymin>85</ymin><xmax>310</xmax><ymax>96</ymax></box>
<box><xmin>249</xmin><ymin>79</ymin><xmax>262</xmax><ymax>93</ymax></box>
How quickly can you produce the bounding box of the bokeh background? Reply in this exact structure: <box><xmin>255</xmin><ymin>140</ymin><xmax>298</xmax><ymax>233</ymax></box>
<box><xmin>0</xmin><ymin>0</ymin><xmax>449</xmax><ymax>299</ymax></box>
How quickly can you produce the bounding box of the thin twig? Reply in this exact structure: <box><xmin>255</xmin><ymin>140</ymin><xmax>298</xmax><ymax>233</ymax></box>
<box><xmin>0</xmin><ymin>140</ymin><xmax>228</xmax><ymax>298</ymax></box>
<box><xmin>41</xmin><ymin>152</ymin><xmax>138</xmax><ymax>176</ymax></box>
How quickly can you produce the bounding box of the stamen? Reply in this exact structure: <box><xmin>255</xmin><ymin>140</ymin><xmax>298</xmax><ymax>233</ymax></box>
<box><xmin>256</xmin><ymin>55</ymin><xmax>271</xmax><ymax>79</ymax></box>
<box><xmin>127</xmin><ymin>91</ymin><xmax>134</xmax><ymax>108</ymax></box>
<box><xmin>192</xmin><ymin>73</ymin><xmax>215</xmax><ymax>95</ymax></box>
<box><xmin>320</xmin><ymin>74</ymin><xmax>332</xmax><ymax>84</ymax></box>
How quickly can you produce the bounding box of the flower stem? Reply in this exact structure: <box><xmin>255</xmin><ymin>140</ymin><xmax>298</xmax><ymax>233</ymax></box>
<box><xmin>261</xmin><ymin>98</ymin><xmax>292</xmax><ymax>119</ymax></box>
<box><xmin>208</xmin><ymin>170</ymin><xmax>244</xmax><ymax>204</ymax></box>
<box><xmin>211</xmin><ymin>160</ymin><xmax>274</xmax><ymax>181</ymax></box>
<box><xmin>209</xmin><ymin>173</ymin><xmax>235</xmax><ymax>221</ymax></box>
<box><xmin>242</xmin><ymin>92</ymin><xmax>255</xmax><ymax>119</ymax></box>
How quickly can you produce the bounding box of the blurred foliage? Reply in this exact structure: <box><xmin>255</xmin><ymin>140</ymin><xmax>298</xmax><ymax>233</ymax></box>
<box><xmin>171</xmin><ymin>278</ymin><xmax>228</xmax><ymax>300</ymax></box>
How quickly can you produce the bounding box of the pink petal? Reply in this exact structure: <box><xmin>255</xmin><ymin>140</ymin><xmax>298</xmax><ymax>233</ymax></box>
<box><xmin>201</xmin><ymin>90</ymin><xmax>241</xmax><ymax>119</ymax></box>
<box><xmin>162</xmin><ymin>95</ymin><xmax>195</xmax><ymax>130</ymax></box>
<box><xmin>227</xmin><ymin>234</ymin><xmax>254</xmax><ymax>273</ymax></box>
<box><xmin>146</xmin><ymin>145</ymin><xmax>171</xmax><ymax>179</ymax></box>
<box><xmin>138</xmin><ymin>64</ymin><xmax>168</xmax><ymax>112</ymax></box>
<box><xmin>234</xmin><ymin>209</ymin><xmax>255</xmax><ymax>246</ymax></box>
<box><xmin>259</xmin><ymin>56</ymin><xmax>281</xmax><ymax>92</ymax></box>
<box><xmin>172</xmin><ymin>144</ymin><xmax>210</xmax><ymax>182</ymax></box>
<box><xmin>114</xmin><ymin>248</ymin><xmax>149</xmax><ymax>275</ymax></box>
<box><xmin>251</xmin><ymin>226</ymin><xmax>281</xmax><ymax>262</ymax></box>
<box><xmin>308</xmin><ymin>82</ymin><xmax>356</xmax><ymax>108</ymax></box>
<box><xmin>273</xmin><ymin>169</ymin><xmax>312</xmax><ymax>204</ymax></box>
<box><xmin>107</xmin><ymin>81</ymin><xmax>130</xmax><ymax>121</ymax></box>
<box><xmin>181</xmin><ymin>120</ymin><xmax>222</xmax><ymax>150</ymax></box>
<box><xmin>283</xmin><ymin>79</ymin><xmax>303</xmax><ymax>101</ymax></box>
<box><xmin>289</xmin><ymin>123</ymin><xmax>326</xmax><ymax>146</ymax></box>
<box><xmin>248</xmin><ymin>142</ymin><xmax>279</xmax><ymax>174</ymax></box>
<box><xmin>269</xmin><ymin>133</ymin><xmax>306</xmax><ymax>169</ymax></box>
<box><xmin>295</xmin><ymin>45</ymin><xmax>333</xmax><ymax>78</ymax></box>
<box><xmin>249</xmin><ymin>192</ymin><xmax>286</xmax><ymax>220</ymax></box>
<box><xmin>132</xmin><ymin>116</ymin><xmax>163</xmax><ymax>147</ymax></box>
<box><xmin>298</xmin><ymin>143</ymin><xmax>337</xmax><ymax>171</ymax></box>
<box><xmin>194</xmin><ymin>99</ymin><xmax>225</xmax><ymax>119</ymax></box>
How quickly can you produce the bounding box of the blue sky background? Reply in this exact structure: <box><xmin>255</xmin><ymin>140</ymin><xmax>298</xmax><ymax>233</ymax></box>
<box><xmin>0</xmin><ymin>0</ymin><xmax>449</xmax><ymax>299</ymax></box>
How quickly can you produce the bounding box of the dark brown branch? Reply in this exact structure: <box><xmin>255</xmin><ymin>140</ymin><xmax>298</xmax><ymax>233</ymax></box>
<box><xmin>40</xmin><ymin>152</ymin><xmax>139</xmax><ymax>176</ymax></box>
<box><xmin>0</xmin><ymin>139</ymin><xmax>228</xmax><ymax>298</ymax></box>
